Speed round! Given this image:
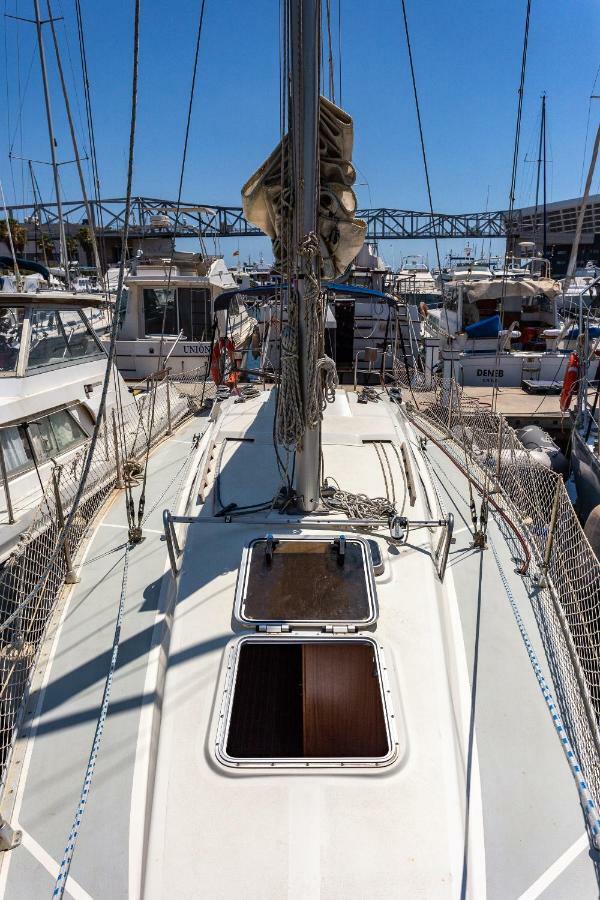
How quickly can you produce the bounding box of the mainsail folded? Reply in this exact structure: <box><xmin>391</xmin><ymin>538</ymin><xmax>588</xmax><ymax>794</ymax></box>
<box><xmin>241</xmin><ymin>96</ymin><xmax>366</xmax><ymax>279</ymax></box>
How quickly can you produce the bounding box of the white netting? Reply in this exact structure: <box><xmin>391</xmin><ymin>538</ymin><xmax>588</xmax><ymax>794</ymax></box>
<box><xmin>0</xmin><ymin>366</ymin><xmax>216</xmax><ymax>794</ymax></box>
<box><xmin>393</xmin><ymin>363</ymin><xmax>600</xmax><ymax>801</ymax></box>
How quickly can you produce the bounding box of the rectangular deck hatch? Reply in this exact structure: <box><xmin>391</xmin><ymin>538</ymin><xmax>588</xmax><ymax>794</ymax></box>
<box><xmin>234</xmin><ymin>535</ymin><xmax>377</xmax><ymax>628</ymax></box>
<box><xmin>216</xmin><ymin>536</ymin><xmax>396</xmax><ymax>768</ymax></box>
<box><xmin>216</xmin><ymin>637</ymin><xmax>397</xmax><ymax>766</ymax></box>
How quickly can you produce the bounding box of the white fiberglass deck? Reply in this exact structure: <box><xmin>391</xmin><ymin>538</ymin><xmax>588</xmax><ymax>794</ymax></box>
<box><xmin>0</xmin><ymin>389</ymin><xmax>597</xmax><ymax>898</ymax></box>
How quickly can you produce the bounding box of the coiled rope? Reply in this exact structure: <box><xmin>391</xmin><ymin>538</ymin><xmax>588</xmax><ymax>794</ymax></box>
<box><xmin>276</xmin><ymin>232</ymin><xmax>338</xmax><ymax>450</ymax></box>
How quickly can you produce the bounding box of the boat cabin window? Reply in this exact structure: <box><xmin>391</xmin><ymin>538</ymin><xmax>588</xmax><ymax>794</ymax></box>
<box><xmin>178</xmin><ymin>288</ymin><xmax>212</xmax><ymax>341</ymax></box>
<box><xmin>0</xmin><ymin>408</ymin><xmax>88</xmax><ymax>476</ymax></box>
<box><xmin>222</xmin><ymin>640</ymin><xmax>391</xmax><ymax>762</ymax></box>
<box><xmin>143</xmin><ymin>287</ymin><xmax>213</xmax><ymax>341</ymax></box>
<box><xmin>27</xmin><ymin>309</ymin><xmax>104</xmax><ymax>371</ymax></box>
<box><xmin>29</xmin><ymin>409</ymin><xmax>87</xmax><ymax>460</ymax></box>
<box><xmin>143</xmin><ymin>288</ymin><xmax>178</xmax><ymax>336</ymax></box>
<box><xmin>0</xmin><ymin>425</ymin><xmax>34</xmax><ymax>475</ymax></box>
<box><xmin>0</xmin><ymin>307</ymin><xmax>25</xmax><ymax>374</ymax></box>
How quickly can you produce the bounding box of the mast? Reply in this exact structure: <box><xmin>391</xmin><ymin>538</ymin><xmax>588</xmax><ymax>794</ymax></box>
<box><xmin>46</xmin><ymin>0</ymin><xmax>102</xmax><ymax>277</ymax></box>
<box><xmin>32</xmin><ymin>0</ymin><xmax>69</xmax><ymax>284</ymax></box>
<box><xmin>542</xmin><ymin>94</ymin><xmax>547</xmax><ymax>257</ymax></box>
<box><xmin>290</xmin><ymin>0</ymin><xmax>321</xmax><ymax>512</ymax></box>
<box><xmin>533</xmin><ymin>93</ymin><xmax>547</xmax><ymax>256</ymax></box>
<box><xmin>563</xmin><ymin>123</ymin><xmax>600</xmax><ymax>296</ymax></box>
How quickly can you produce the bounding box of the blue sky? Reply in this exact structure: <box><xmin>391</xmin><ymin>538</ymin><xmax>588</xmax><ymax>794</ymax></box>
<box><xmin>2</xmin><ymin>0</ymin><xmax>599</xmax><ymax>266</ymax></box>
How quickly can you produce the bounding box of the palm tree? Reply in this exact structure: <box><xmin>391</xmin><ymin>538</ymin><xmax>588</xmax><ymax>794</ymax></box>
<box><xmin>37</xmin><ymin>233</ymin><xmax>56</xmax><ymax>263</ymax></box>
<box><xmin>0</xmin><ymin>218</ymin><xmax>27</xmax><ymax>254</ymax></box>
<box><xmin>77</xmin><ymin>225</ymin><xmax>93</xmax><ymax>264</ymax></box>
<box><xmin>66</xmin><ymin>236</ymin><xmax>79</xmax><ymax>261</ymax></box>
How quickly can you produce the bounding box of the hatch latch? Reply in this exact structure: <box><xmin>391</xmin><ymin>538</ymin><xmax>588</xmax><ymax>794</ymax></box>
<box><xmin>323</xmin><ymin>624</ymin><xmax>357</xmax><ymax>634</ymax></box>
<box><xmin>334</xmin><ymin>534</ymin><xmax>346</xmax><ymax>565</ymax></box>
<box><xmin>265</xmin><ymin>533</ymin><xmax>279</xmax><ymax>565</ymax></box>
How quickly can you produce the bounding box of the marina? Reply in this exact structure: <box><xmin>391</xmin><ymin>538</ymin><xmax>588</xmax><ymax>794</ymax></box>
<box><xmin>0</xmin><ymin>0</ymin><xmax>599</xmax><ymax>898</ymax></box>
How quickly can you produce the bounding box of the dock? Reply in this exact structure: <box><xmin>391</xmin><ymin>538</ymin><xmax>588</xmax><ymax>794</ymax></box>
<box><xmin>460</xmin><ymin>385</ymin><xmax>570</xmax><ymax>433</ymax></box>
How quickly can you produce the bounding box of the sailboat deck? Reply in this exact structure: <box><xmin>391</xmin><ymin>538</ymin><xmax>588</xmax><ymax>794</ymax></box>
<box><xmin>0</xmin><ymin>391</ymin><xmax>597</xmax><ymax>898</ymax></box>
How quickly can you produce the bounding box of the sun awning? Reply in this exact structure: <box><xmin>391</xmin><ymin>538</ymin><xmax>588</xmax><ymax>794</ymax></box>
<box><xmin>465</xmin><ymin>278</ymin><xmax>561</xmax><ymax>302</ymax></box>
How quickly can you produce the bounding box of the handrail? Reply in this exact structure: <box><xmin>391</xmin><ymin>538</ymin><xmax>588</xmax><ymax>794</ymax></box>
<box><xmin>434</xmin><ymin>513</ymin><xmax>454</xmax><ymax>582</ymax></box>
<box><xmin>163</xmin><ymin>508</ymin><xmax>182</xmax><ymax>576</ymax></box>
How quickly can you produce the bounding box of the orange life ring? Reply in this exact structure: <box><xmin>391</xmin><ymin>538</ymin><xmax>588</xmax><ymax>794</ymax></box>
<box><xmin>210</xmin><ymin>337</ymin><xmax>237</xmax><ymax>385</ymax></box>
<box><xmin>559</xmin><ymin>350</ymin><xmax>580</xmax><ymax>412</ymax></box>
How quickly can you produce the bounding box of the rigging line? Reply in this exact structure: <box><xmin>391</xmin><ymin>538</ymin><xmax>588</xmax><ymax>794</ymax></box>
<box><xmin>580</xmin><ymin>62</ymin><xmax>600</xmax><ymax>195</ymax></box>
<box><xmin>3</xmin><ymin>0</ymin><xmax>14</xmax><ymax>201</ymax></box>
<box><xmin>337</xmin><ymin>0</ymin><xmax>342</xmax><ymax>107</ymax></box>
<box><xmin>138</xmin><ymin>0</ymin><xmax>208</xmax><ymax>528</ymax></box>
<box><xmin>488</xmin><ymin>532</ymin><xmax>600</xmax><ymax>850</ymax></box>
<box><xmin>7</xmin><ymin>45</ymin><xmax>37</xmax><ymax>156</ymax></box>
<box><xmin>56</xmin><ymin>0</ymin><xmax>88</xmax><ymax>155</ymax></box>
<box><xmin>0</xmin><ymin>0</ymin><xmax>140</xmax><ymax>645</ymax></box>
<box><xmin>157</xmin><ymin>0</ymin><xmax>208</xmax><ymax>372</ymax></box>
<box><xmin>74</xmin><ymin>0</ymin><xmax>107</xmax><ymax>275</ymax></box>
<box><xmin>46</xmin><ymin>0</ymin><xmax>103</xmax><ymax>276</ymax></box>
<box><xmin>325</xmin><ymin>0</ymin><xmax>335</xmax><ymax>103</ymax></box>
<box><xmin>399</xmin><ymin>0</ymin><xmax>442</xmax><ymax>277</ymax></box>
<box><xmin>482</xmin><ymin>0</ymin><xmax>533</xmax><ymax>524</ymax></box>
<box><xmin>52</xmin><ymin>544</ymin><xmax>130</xmax><ymax>900</ymax></box>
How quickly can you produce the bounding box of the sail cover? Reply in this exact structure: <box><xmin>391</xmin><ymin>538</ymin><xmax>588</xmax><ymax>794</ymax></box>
<box><xmin>241</xmin><ymin>97</ymin><xmax>366</xmax><ymax>279</ymax></box>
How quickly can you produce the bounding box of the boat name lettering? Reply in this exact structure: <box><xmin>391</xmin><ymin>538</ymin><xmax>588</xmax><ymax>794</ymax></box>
<box><xmin>477</xmin><ymin>368</ymin><xmax>504</xmax><ymax>378</ymax></box>
<box><xmin>182</xmin><ymin>344</ymin><xmax>210</xmax><ymax>355</ymax></box>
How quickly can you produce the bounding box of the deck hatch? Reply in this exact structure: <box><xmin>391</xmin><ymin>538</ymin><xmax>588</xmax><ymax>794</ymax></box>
<box><xmin>215</xmin><ymin>636</ymin><xmax>397</xmax><ymax>768</ymax></box>
<box><xmin>215</xmin><ymin>536</ymin><xmax>396</xmax><ymax>769</ymax></box>
<box><xmin>234</xmin><ymin>535</ymin><xmax>377</xmax><ymax>628</ymax></box>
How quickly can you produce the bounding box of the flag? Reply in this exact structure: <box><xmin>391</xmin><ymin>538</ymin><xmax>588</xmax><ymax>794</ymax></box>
<box><xmin>232</xmin><ymin>249</ymin><xmax>239</xmax><ymax>257</ymax></box>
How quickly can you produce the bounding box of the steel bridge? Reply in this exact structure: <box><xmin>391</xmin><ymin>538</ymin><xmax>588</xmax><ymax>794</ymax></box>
<box><xmin>4</xmin><ymin>196</ymin><xmax>518</xmax><ymax>241</ymax></box>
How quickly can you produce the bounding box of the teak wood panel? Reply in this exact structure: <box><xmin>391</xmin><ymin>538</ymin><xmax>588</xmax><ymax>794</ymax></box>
<box><xmin>302</xmin><ymin>642</ymin><xmax>389</xmax><ymax>757</ymax></box>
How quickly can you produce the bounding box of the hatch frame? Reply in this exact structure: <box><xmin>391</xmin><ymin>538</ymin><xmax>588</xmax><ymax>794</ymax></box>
<box><xmin>233</xmin><ymin>533</ymin><xmax>379</xmax><ymax>631</ymax></box>
<box><xmin>214</xmin><ymin>632</ymin><xmax>399</xmax><ymax>770</ymax></box>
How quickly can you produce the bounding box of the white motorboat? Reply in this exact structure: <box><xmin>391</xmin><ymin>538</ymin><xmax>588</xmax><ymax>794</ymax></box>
<box><xmin>110</xmin><ymin>251</ymin><xmax>257</xmax><ymax>381</ymax></box>
<box><xmin>0</xmin><ymin>289</ymin><xmax>124</xmax><ymax>559</ymax></box>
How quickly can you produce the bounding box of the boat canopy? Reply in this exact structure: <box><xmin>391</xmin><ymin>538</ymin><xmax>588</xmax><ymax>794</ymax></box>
<box><xmin>0</xmin><ymin>256</ymin><xmax>51</xmax><ymax>279</ymax></box>
<box><xmin>214</xmin><ymin>281</ymin><xmax>396</xmax><ymax>312</ymax></box>
<box><xmin>465</xmin><ymin>277</ymin><xmax>561</xmax><ymax>302</ymax></box>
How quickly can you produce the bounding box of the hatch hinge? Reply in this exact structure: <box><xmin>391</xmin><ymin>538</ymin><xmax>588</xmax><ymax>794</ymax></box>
<box><xmin>256</xmin><ymin>624</ymin><xmax>291</xmax><ymax>633</ymax></box>
<box><xmin>323</xmin><ymin>625</ymin><xmax>357</xmax><ymax>634</ymax></box>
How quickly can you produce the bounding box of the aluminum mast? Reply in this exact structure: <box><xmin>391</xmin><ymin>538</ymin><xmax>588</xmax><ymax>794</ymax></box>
<box><xmin>290</xmin><ymin>0</ymin><xmax>322</xmax><ymax>512</ymax></box>
<box><xmin>33</xmin><ymin>0</ymin><xmax>70</xmax><ymax>285</ymax></box>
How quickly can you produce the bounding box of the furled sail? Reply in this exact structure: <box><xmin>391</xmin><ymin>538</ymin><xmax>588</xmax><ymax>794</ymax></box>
<box><xmin>241</xmin><ymin>96</ymin><xmax>366</xmax><ymax>279</ymax></box>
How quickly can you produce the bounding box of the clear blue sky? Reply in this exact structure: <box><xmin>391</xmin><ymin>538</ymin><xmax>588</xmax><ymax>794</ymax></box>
<box><xmin>2</xmin><ymin>0</ymin><xmax>599</xmax><ymax>266</ymax></box>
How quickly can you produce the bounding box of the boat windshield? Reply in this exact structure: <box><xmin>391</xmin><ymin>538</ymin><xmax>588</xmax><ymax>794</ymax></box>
<box><xmin>0</xmin><ymin>307</ymin><xmax>25</xmax><ymax>374</ymax></box>
<box><xmin>27</xmin><ymin>309</ymin><xmax>104</xmax><ymax>372</ymax></box>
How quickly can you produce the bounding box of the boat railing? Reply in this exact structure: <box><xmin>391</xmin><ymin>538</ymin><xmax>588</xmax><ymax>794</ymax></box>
<box><xmin>0</xmin><ymin>365</ymin><xmax>217</xmax><ymax>800</ymax></box>
<box><xmin>392</xmin><ymin>360</ymin><xmax>600</xmax><ymax>808</ymax></box>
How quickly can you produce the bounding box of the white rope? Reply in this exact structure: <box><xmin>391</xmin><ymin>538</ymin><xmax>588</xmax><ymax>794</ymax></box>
<box><xmin>276</xmin><ymin>323</ymin><xmax>303</xmax><ymax>449</ymax></box>
<box><xmin>316</xmin><ymin>354</ymin><xmax>338</xmax><ymax>409</ymax></box>
<box><xmin>276</xmin><ymin>232</ymin><xmax>338</xmax><ymax>449</ymax></box>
